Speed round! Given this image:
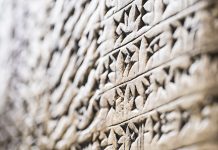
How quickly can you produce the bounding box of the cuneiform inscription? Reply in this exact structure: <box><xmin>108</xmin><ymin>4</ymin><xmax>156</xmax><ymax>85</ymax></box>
<box><xmin>2</xmin><ymin>0</ymin><xmax>218</xmax><ymax>149</ymax></box>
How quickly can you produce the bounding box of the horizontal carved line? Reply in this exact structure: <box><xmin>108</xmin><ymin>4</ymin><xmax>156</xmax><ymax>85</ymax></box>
<box><xmin>108</xmin><ymin>86</ymin><xmax>218</xmax><ymax>127</ymax></box>
<box><xmin>100</xmin><ymin>44</ymin><xmax>218</xmax><ymax>94</ymax></box>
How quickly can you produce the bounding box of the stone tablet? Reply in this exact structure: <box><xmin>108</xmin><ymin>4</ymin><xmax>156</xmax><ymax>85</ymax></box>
<box><xmin>0</xmin><ymin>0</ymin><xmax>218</xmax><ymax>149</ymax></box>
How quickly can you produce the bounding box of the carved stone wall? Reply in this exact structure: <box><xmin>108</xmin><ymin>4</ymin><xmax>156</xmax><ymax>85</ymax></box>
<box><xmin>0</xmin><ymin>0</ymin><xmax>218</xmax><ymax>149</ymax></box>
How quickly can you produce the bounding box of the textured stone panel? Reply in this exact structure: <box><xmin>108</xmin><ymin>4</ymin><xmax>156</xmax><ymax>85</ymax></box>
<box><xmin>0</xmin><ymin>0</ymin><xmax>218</xmax><ymax>149</ymax></box>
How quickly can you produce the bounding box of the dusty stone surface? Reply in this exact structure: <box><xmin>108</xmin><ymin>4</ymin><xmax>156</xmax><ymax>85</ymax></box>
<box><xmin>0</xmin><ymin>0</ymin><xmax>218</xmax><ymax>149</ymax></box>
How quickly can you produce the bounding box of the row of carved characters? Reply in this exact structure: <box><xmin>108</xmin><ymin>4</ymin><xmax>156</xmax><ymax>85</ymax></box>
<box><xmin>100</xmin><ymin>0</ymin><xmax>198</xmax><ymax>19</ymax></box>
<box><xmin>101</xmin><ymin>52</ymin><xmax>218</xmax><ymax>126</ymax></box>
<box><xmin>74</xmin><ymin>93</ymin><xmax>218</xmax><ymax>150</ymax></box>
<box><xmin>97</xmin><ymin>0</ymin><xmax>207</xmax><ymax>56</ymax></box>
<box><xmin>97</xmin><ymin>1</ymin><xmax>218</xmax><ymax>91</ymax></box>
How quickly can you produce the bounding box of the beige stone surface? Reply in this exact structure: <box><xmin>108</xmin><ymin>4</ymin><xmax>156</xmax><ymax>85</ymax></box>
<box><xmin>0</xmin><ymin>0</ymin><xmax>218</xmax><ymax>149</ymax></box>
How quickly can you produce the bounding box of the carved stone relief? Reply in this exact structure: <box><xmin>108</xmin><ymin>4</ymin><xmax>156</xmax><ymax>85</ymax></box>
<box><xmin>0</xmin><ymin>0</ymin><xmax>218</xmax><ymax>149</ymax></box>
